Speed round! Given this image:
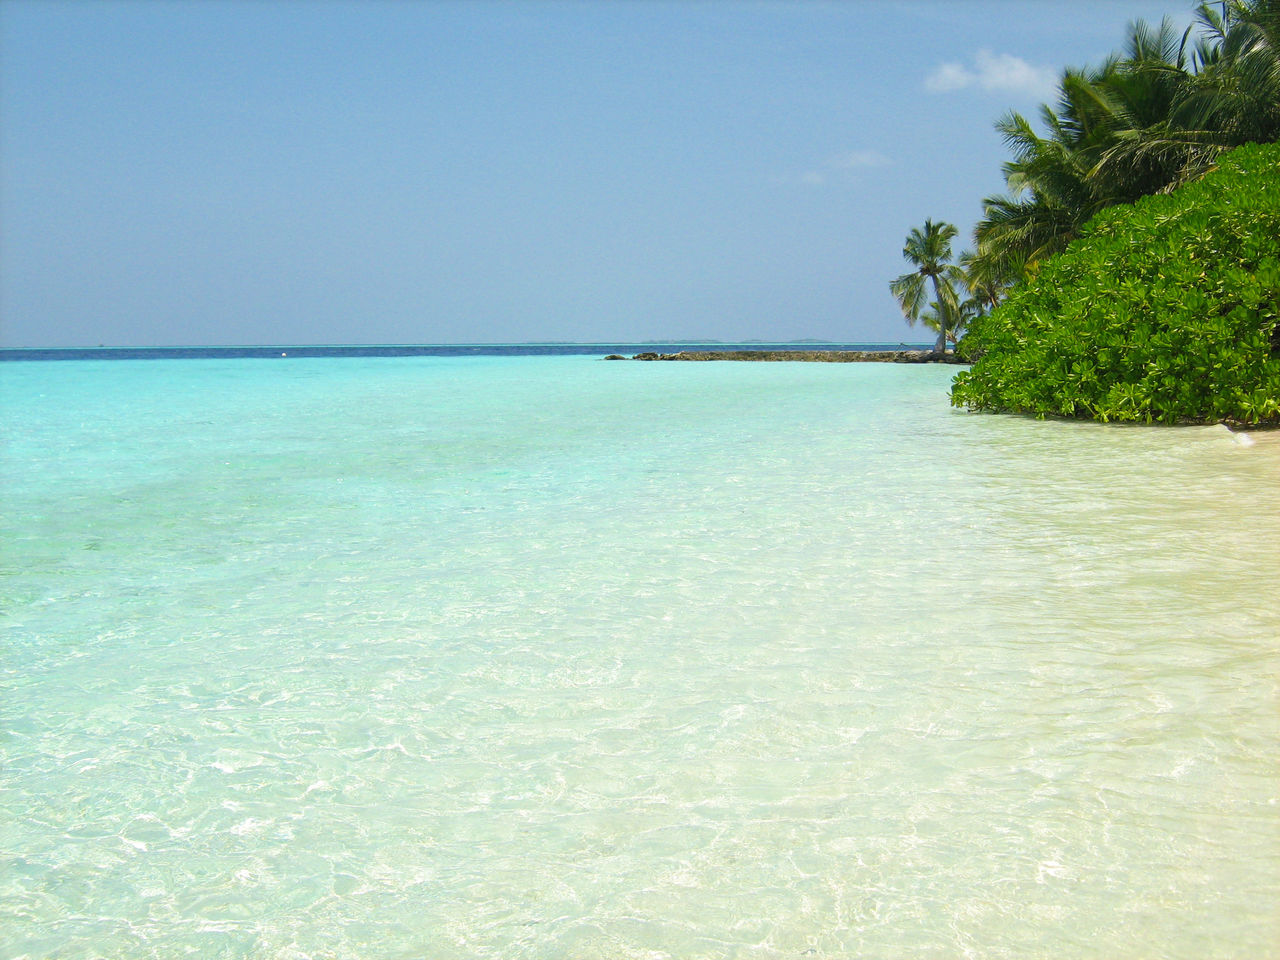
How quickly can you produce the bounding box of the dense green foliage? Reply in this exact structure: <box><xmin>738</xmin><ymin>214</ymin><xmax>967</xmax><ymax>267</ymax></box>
<box><xmin>951</xmin><ymin>142</ymin><xmax>1280</xmax><ymax>424</ymax></box>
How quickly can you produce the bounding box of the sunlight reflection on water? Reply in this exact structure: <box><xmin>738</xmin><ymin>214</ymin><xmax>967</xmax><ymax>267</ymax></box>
<box><xmin>3</xmin><ymin>357</ymin><xmax>1278</xmax><ymax>959</ymax></box>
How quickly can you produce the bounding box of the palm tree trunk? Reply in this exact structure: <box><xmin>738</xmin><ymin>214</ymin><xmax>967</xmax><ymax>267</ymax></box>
<box><xmin>930</xmin><ymin>276</ymin><xmax>948</xmax><ymax>353</ymax></box>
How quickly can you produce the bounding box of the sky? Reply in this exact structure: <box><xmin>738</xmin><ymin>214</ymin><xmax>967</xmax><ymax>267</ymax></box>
<box><xmin>0</xmin><ymin>0</ymin><xmax>1200</xmax><ymax>348</ymax></box>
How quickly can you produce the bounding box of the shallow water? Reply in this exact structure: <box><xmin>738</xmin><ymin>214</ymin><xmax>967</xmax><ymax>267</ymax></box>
<box><xmin>3</xmin><ymin>356</ymin><xmax>1278</xmax><ymax>959</ymax></box>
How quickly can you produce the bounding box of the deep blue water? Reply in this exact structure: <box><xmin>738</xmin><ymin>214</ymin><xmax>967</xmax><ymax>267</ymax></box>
<box><xmin>0</xmin><ymin>342</ymin><xmax>923</xmax><ymax>362</ymax></box>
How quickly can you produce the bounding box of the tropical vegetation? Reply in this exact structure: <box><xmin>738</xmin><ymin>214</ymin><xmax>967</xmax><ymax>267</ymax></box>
<box><xmin>889</xmin><ymin>220</ymin><xmax>966</xmax><ymax>353</ymax></box>
<box><xmin>951</xmin><ymin>142</ymin><xmax>1280</xmax><ymax>424</ymax></box>
<box><xmin>891</xmin><ymin>0</ymin><xmax>1280</xmax><ymax>423</ymax></box>
<box><xmin>971</xmin><ymin>0</ymin><xmax>1280</xmax><ymax>283</ymax></box>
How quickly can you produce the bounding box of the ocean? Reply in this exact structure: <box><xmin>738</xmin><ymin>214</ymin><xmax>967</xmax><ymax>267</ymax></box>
<box><xmin>3</xmin><ymin>350</ymin><xmax>1278</xmax><ymax>959</ymax></box>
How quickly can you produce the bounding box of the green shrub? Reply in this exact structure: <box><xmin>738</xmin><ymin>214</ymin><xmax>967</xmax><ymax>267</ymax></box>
<box><xmin>951</xmin><ymin>142</ymin><xmax>1280</xmax><ymax>425</ymax></box>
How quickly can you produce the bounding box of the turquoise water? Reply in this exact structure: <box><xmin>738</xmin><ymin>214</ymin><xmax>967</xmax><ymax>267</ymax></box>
<box><xmin>3</xmin><ymin>356</ymin><xmax>1278</xmax><ymax>959</ymax></box>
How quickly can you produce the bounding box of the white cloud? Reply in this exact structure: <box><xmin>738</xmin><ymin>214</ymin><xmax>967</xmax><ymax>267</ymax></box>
<box><xmin>925</xmin><ymin>62</ymin><xmax>973</xmax><ymax>94</ymax></box>
<box><xmin>926</xmin><ymin>49</ymin><xmax>1058</xmax><ymax>99</ymax></box>
<box><xmin>973</xmin><ymin>50</ymin><xmax>1058</xmax><ymax>95</ymax></box>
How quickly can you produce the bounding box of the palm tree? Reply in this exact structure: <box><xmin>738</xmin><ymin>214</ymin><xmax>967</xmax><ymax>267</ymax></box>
<box><xmin>889</xmin><ymin>219</ymin><xmax>965</xmax><ymax>353</ymax></box>
<box><xmin>974</xmin><ymin>100</ymin><xmax>1105</xmax><ymax>270</ymax></box>
<box><xmin>919</xmin><ymin>298</ymin><xmax>979</xmax><ymax>350</ymax></box>
<box><xmin>976</xmin><ymin>22</ymin><xmax>1200</xmax><ymax>271</ymax></box>
<box><xmin>958</xmin><ymin>247</ymin><xmax>1022</xmax><ymax>312</ymax></box>
<box><xmin>1181</xmin><ymin>0</ymin><xmax>1280</xmax><ymax>146</ymax></box>
<box><xmin>1083</xmin><ymin>17</ymin><xmax>1223</xmax><ymax>202</ymax></box>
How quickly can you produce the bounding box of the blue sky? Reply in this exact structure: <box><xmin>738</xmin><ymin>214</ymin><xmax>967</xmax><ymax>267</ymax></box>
<box><xmin>1</xmin><ymin>0</ymin><xmax>1197</xmax><ymax>347</ymax></box>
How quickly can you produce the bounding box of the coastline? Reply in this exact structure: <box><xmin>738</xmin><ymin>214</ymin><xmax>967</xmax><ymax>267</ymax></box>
<box><xmin>611</xmin><ymin>349</ymin><xmax>968</xmax><ymax>363</ymax></box>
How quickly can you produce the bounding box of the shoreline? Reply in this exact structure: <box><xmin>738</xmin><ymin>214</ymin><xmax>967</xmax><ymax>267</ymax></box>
<box><xmin>608</xmin><ymin>349</ymin><xmax>968</xmax><ymax>363</ymax></box>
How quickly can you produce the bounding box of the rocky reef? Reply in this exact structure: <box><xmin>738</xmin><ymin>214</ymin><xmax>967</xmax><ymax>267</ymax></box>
<box><xmin>607</xmin><ymin>350</ymin><xmax>963</xmax><ymax>363</ymax></box>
